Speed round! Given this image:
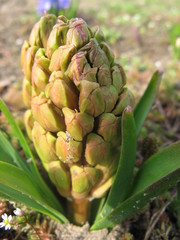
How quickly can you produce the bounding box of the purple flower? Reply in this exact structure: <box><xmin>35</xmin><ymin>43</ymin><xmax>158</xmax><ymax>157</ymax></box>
<box><xmin>37</xmin><ymin>0</ymin><xmax>71</xmax><ymax>14</ymax></box>
<box><xmin>58</xmin><ymin>0</ymin><xmax>71</xmax><ymax>9</ymax></box>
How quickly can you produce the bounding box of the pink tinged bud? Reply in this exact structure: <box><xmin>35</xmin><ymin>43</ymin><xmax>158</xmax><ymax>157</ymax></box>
<box><xmin>23</xmin><ymin>46</ymin><xmax>39</xmax><ymax>82</ymax></box>
<box><xmin>101</xmin><ymin>85</ymin><xmax>118</xmax><ymax>112</ymax></box>
<box><xmin>31</xmin><ymin>93</ymin><xmax>65</xmax><ymax>132</ymax></box>
<box><xmin>112</xmin><ymin>64</ymin><xmax>127</xmax><ymax>94</ymax></box>
<box><xmin>96</xmin><ymin>113</ymin><xmax>121</xmax><ymax>142</ymax></box>
<box><xmin>45</xmin><ymin>77</ymin><xmax>78</xmax><ymax>110</ymax></box>
<box><xmin>46</xmin><ymin>22</ymin><xmax>69</xmax><ymax>58</ymax></box>
<box><xmin>21</xmin><ymin>41</ymin><xmax>30</xmax><ymax>69</ymax></box>
<box><xmin>79</xmin><ymin>80</ymin><xmax>105</xmax><ymax>117</ymax></box>
<box><xmin>85</xmin><ymin>133</ymin><xmax>111</xmax><ymax>166</ymax></box>
<box><xmin>97</xmin><ymin>64</ymin><xmax>112</xmax><ymax>87</ymax></box>
<box><xmin>22</xmin><ymin>77</ymin><xmax>32</xmax><ymax>107</ymax></box>
<box><xmin>32</xmin><ymin>122</ymin><xmax>57</xmax><ymax>171</ymax></box>
<box><xmin>66</xmin><ymin>18</ymin><xmax>92</xmax><ymax>49</ymax></box>
<box><xmin>100</xmin><ymin>41</ymin><xmax>114</xmax><ymax>65</ymax></box>
<box><xmin>65</xmin><ymin>51</ymin><xmax>88</xmax><ymax>86</ymax></box>
<box><xmin>39</xmin><ymin>14</ymin><xmax>57</xmax><ymax>48</ymax></box>
<box><xmin>86</xmin><ymin>39</ymin><xmax>109</xmax><ymax>68</ymax></box>
<box><xmin>91</xmin><ymin>25</ymin><xmax>105</xmax><ymax>43</ymax></box>
<box><xmin>112</xmin><ymin>88</ymin><xmax>135</xmax><ymax>116</ymax></box>
<box><xmin>80</xmin><ymin>65</ymin><xmax>98</xmax><ymax>83</ymax></box>
<box><xmin>56</xmin><ymin>131</ymin><xmax>83</xmax><ymax>164</ymax></box>
<box><xmin>57</xmin><ymin>15</ymin><xmax>68</xmax><ymax>23</ymax></box>
<box><xmin>31</xmin><ymin>49</ymin><xmax>51</xmax><ymax>94</ymax></box>
<box><xmin>62</xmin><ymin>107</ymin><xmax>94</xmax><ymax>141</ymax></box>
<box><xmin>70</xmin><ymin>165</ymin><xmax>100</xmax><ymax>199</ymax></box>
<box><xmin>49</xmin><ymin>44</ymin><xmax>77</xmax><ymax>72</ymax></box>
<box><xmin>48</xmin><ymin>161</ymin><xmax>71</xmax><ymax>197</ymax></box>
<box><xmin>24</xmin><ymin>110</ymin><xmax>34</xmax><ymax>140</ymax></box>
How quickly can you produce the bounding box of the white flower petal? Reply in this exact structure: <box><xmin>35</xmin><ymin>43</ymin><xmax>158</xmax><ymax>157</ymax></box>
<box><xmin>14</xmin><ymin>208</ymin><xmax>22</xmax><ymax>216</ymax></box>
<box><xmin>2</xmin><ymin>213</ymin><xmax>7</xmax><ymax>220</ymax></box>
<box><xmin>0</xmin><ymin>222</ymin><xmax>5</xmax><ymax>228</ymax></box>
<box><xmin>8</xmin><ymin>215</ymin><xmax>12</xmax><ymax>222</ymax></box>
<box><xmin>5</xmin><ymin>224</ymin><xmax>11</xmax><ymax>230</ymax></box>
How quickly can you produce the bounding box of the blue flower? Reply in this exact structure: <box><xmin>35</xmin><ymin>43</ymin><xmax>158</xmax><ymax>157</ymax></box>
<box><xmin>37</xmin><ymin>0</ymin><xmax>71</xmax><ymax>14</ymax></box>
<box><xmin>58</xmin><ymin>0</ymin><xmax>71</xmax><ymax>9</ymax></box>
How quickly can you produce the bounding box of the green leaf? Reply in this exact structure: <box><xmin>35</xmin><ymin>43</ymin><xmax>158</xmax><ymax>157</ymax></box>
<box><xmin>0</xmin><ymin>99</ymin><xmax>64</xmax><ymax>212</ymax></box>
<box><xmin>0</xmin><ymin>184</ymin><xmax>68</xmax><ymax>223</ymax></box>
<box><xmin>0</xmin><ymin>131</ymin><xmax>30</xmax><ymax>172</ymax></box>
<box><xmin>0</xmin><ymin>161</ymin><xmax>49</xmax><ymax>203</ymax></box>
<box><xmin>91</xmin><ymin>168</ymin><xmax>180</xmax><ymax>230</ymax></box>
<box><xmin>0</xmin><ymin>99</ymin><xmax>36</xmax><ymax>171</ymax></box>
<box><xmin>134</xmin><ymin>71</ymin><xmax>162</xmax><ymax>136</ymax></box>
<box><xmin>0</xmin><ymin>162</ymin><xmax>68</xmax><ymax>223</ymax></box>
<box><xmin>91</xmin><ymin>141</ymin><xmax>180</xmax><ymax>229</ymax></box>
<box><xmin>176</xmin><ymin>182</ymin><xmax>180</xmax><ymax>226</ymax></box>
<box><xmin>95</xmin><ymin>106</ymin><xmax>136</xmax><ymax>221</ymax></box>
<box><xmin>131</xmin><ymin>141</ymin><xmax>180</xmax><ymax>195</ymax></box>
<box><xmin>90</xmin><ymin>197</ymin><xmax>106</xmax><ymax>224</ymax></box>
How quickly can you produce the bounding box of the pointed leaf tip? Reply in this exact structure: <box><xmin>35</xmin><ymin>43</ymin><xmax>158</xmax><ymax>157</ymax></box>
<box><xmin>124</xmin><ymin>105</ymin><xmax>132</xmax><ymax>113</ymax></box>
<box><xmin>154</xmin><ymin>70</ymin><xmax>163</xmax><ymax>84</ymax></box>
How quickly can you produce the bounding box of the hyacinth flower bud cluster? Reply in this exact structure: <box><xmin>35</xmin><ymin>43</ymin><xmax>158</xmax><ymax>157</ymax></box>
<box><xmin>21</xmin><ymin>14</ymin><xmax>134</xmax><ymax>201</ymax></box>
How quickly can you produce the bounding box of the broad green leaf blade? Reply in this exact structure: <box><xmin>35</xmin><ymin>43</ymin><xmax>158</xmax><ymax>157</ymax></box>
<box><xmin>0</xmin><ymin>162</ymin><xmax>55</xmax><ymax>209</ymax></box>
<box><xmin>0</xmin><ymin>99</ymin><xmax>63</xmax><ymax>211</ymax></box>
<box><xmin>131</xmin><ymin>141</ymin><xmax>180</xmax><ymax>195</ymax></box>
<box><xmin>0</xmin><ymin>162</ymin><xmax>68</xmax><ymax>223</ymax></box>
<box><xmin>0</xmin><ymin>161</ymin><xmax>50</xmax><ymax>202</ymax></box>
<box><xmin>0</xmin><ymin>131</ymin><xmax>30</xmax><ymax>172</ymax></box>
<box><xmin>96</xmin><ymin>106</ymin><xmax>136</xmax><ymax>221</ymax></box>
<box><xmin>0</xmin><ymin>184</ymin><xmax>68</xmax><ymax>223</ymax></box>
<box><xmin>0</xmin><ymin>99</ymin><xmax>36</xmax><ymax>170</ymax></box>
<box><xmin>134</xmin><ymin>71</ymin><xmax>162</xmax><ymax>136</ymax></box>
<box><xmin>91</xmin><ymin>169</ymin><xmax>180</xmax><ymax>230</ymax></box>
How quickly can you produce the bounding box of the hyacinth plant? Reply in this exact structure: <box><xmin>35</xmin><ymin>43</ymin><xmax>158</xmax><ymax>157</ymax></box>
<box><xmin>0</xmin><ymin>14</ymin><xmax>180</xmax><ymax>230</ymax></box>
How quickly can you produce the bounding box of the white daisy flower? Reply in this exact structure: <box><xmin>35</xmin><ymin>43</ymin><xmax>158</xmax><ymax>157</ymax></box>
<box><xmin>0</xmin><ymin>213</ymin><xmax>12</xmax><ymax>230</ymax></box>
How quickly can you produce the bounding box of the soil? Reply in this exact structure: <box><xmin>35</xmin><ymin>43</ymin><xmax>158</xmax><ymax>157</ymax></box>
<box><xmin>0</xmin><ymin>0</ymin><xmax>180</xmax><ymax>239</ymax></box>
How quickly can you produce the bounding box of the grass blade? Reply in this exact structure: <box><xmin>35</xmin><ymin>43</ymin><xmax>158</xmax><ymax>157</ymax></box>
<box><xmin>0</xmin><ymin>131</ymin><xmax>30</xmax><ymax>171</ymax></box>
<box><xmin>0</xmin><ymin>99</ymin><xmax>37</xmax><ymax>172</ymax></box>
<box><xmin>131</xmin><ymin>141</ymin><xmax>180</xmax><ymax>195</ymax></box>
<box><xmin>0</xmin><ymin>162</ymin><xmax>68</xmax><ymax>223</ymax></box>
<box><xmin>0</xmin><ymin>161</ymin><xmax>50</xmax><ymax>202</ymax></box>
<box><xmin>0</xmin><ymin>184</ymin><xmax>68</xmax><ymax>223</ymax></box>
<box><xmin>90</xmin><ymin>197</ymin><xmax>106</xmax><ymax>224</ymax></box>
<box><xmin>134</xmin><ymin>71</ymin><xmax>162</xmax><ymax>136</ymax></box>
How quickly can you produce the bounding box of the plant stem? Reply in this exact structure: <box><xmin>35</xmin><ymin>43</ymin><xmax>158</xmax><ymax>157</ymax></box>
<box><xmin>67</xmin><ymin>198</ymin><xmax>90</xmax><ymax>225</ymax></box>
